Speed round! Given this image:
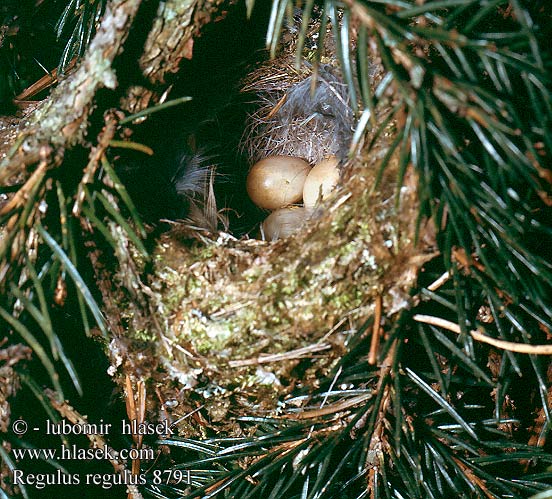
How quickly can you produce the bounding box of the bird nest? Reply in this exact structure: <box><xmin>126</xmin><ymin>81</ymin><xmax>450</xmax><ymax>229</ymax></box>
<box><xmin>116</xmin><ymin>53</ymin><xmax>433</xmax><ymax>432</ymax></box>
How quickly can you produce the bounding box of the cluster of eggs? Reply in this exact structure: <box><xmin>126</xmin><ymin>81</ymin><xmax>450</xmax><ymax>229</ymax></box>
<box><xmin>246</xmin><ymin>155</ymin><xmax>340</xmax><ymax>240</ymax></box>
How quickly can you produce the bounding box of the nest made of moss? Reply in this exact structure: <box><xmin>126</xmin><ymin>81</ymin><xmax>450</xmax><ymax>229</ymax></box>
<box><xmin>96</xmin><ymin>7</ymin><xmax>442</xmax><ymax>438</ymax></box>
<box><xmin>129</xmin><ymin>135</ymin><xmax>431</xmax><ymax>436</ymax></box>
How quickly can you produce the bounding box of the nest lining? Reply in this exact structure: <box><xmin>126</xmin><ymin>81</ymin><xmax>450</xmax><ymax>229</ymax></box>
<box><xmin>241</xmin><ymin>63</ymin><xmax>354</xmax><ymax>164</ymax></box>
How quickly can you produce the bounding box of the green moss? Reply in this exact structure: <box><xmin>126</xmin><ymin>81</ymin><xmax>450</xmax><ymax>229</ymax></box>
<box><xmin>162</xmin><ymin>274</ymin><xmax>188</xmax><ymax>310</ymax></box>
<box><xmin>280</xmin><ymin>278</ymin><xmax>299</xmax><ymax>295</ymax></box>
<box><xmin>194</xmin><ymin>245</ymin><xmax>215</xmax><ymax>260</ymax></box>
<box><xmin>243</xmin><ymin>267</ymin><xmax>261</xmax><ymax>283</ymax></box>
<box><xmin>130</xmin><ymin>328</ymin><xmax>157</xmax><ymax>342</ymax></box>
<box><xmin>170</xmin><ymin>314</ymin><xmax>233</xmax><ymax>356</ymax></box>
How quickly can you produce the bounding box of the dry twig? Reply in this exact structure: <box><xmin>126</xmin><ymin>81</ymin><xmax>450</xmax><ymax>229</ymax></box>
<box><xmin>413</xmin><ymin>314</ymin><xmax>552</xmax><ymax>355</ymax></box>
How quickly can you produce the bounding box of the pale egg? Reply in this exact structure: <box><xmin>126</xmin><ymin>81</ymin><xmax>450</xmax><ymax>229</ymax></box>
<box><xmin>261</xmin><ymin>207</ymin><xmax>308</xmax><ymax>241</ymax></box>
<box><xmin>246</xmin><ymin>156</ymin><xmax>310</xmax><ymax>210</ymax></box>
<box><xmin>302</xmin><ymin>156</ymin><xmax>340</xmax><ymax>208</ymax></box>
